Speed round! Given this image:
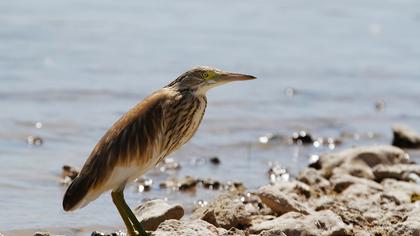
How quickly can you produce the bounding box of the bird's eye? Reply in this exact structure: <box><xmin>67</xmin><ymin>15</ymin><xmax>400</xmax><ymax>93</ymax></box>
<box><xmin>203</xmin><ymin>73</ymin><xmax>209</xmax><ymax>78</ymax></box>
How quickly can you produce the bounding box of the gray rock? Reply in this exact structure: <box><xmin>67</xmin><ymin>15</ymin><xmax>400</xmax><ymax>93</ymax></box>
<box><xmin>373</xmin><ymin>164</ymin><xmax>420</xmax><ymax>182</ymax></box>
<box><xmin>192</xmin><ymin>191</ymin><xmax>252</xmax><ymax>229</ymax></box>
<box><xmin>259</xmin><ymin>181</ymin><xmax>313</xmax><ymax>199</ymax></box>
<box><xmin>250</xmin><ymin>210</ymin><xmax>351</xmax><ymax>236</ymax></box>
<box><xmin>297</xmin><ymin>168</ymin><xmax>331</xmax><ymax>193</ymax></box>
<box><xmin>316</xmin><ymin>145</ymin><xmax>408</xmax><ymax>179</ymax></box>
<box><xmin>389</xmin><ymin>207</ymin><xmax>420</xmax><ymax>236</ymax></box>
<box><xmin>258</xmin><ymin>184</ymin><xmax>312</xmax><ymax>215</ymax></box>
<box><xmin>382</xmin><ymin>178</ymin><xmax>420</xmax><ymax>204</ymax></box>
<box><xmin>33</xmin><ymin>233</ymin><xmax>50</xmax><ymax>236</ymax></box>
<box><xmin>152</xmin><ymin>219</ymin><xmax>227</xmax><ymax>236</ymax></box>
<box><xmin>135</xmin><ymin>199</ymin><xmax>184</xmax><ymax>231</ymax></box>
<box><xmin>392</xmin><ymin>124</ymin><xmax>420</xmax><ymax>149</ymax></box>
<box><xmin>329</xmin><ymin>174</ymin><xmax>383</xmax><ymax>193</ymax></box>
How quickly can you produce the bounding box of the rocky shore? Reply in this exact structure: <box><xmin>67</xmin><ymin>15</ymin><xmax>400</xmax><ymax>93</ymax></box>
<box><xmin>8</xmin><ymin>125</ymin><xmax>420</xmax><ymax>236</ymax></box>
<box><xmin>139</xmin><ymin>145</ymin><xmax>420</xmax><ymax>236</ymax></box>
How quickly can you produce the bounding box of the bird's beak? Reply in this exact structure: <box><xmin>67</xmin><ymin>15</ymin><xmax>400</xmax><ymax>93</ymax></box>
<box><xmin>217</xmin><ymin>72</ymin><xmax>257</xmax><ymax>83</ymax></box>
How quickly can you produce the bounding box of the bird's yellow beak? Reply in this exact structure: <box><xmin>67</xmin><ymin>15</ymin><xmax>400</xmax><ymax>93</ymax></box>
<box><xmin>217</xmin><ymin>72</ymin><xmax>257</xmax><ymax>82</ymax></box>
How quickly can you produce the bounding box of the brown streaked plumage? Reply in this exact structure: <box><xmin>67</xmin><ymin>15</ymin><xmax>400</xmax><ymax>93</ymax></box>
<box><xmin>62</xmin><ymin>66</ymin><xmax>256</xmax><ymax>236</ymax></box>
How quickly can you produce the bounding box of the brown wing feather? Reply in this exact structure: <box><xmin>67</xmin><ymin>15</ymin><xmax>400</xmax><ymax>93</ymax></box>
<box><xmin>63</xmin><ymin>90</ymin><xmax>169</xmax><ymax>211</ymax></box>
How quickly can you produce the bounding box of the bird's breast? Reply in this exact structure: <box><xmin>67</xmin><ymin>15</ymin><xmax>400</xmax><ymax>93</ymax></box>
<box><xmin>160</xmin><ymin>94</ymin><xmax>207</xmax><ymax>158</ymax></box>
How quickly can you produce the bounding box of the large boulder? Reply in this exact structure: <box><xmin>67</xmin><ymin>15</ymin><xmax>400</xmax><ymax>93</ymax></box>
<box><xmin>392</xmin><ymin>124</ymin><xmax>420</xmax><ymax>149</ymax></box>
<box><xmin>135</xmin><ymin>199</ymin><xmax>184</xmax><ymax>231</ymax></box>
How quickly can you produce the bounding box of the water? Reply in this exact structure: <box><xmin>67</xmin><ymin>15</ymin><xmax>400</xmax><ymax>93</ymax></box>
<box><xmin>1</xmin><ymin>0</ymin><xmax>420</xmax><ymax>233</ymax></box>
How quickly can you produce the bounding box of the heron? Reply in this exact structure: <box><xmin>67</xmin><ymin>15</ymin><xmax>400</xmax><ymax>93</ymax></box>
<box><xmin>62</xmin><ymin>66</ymin><xmax>256</xmax><ymax>236</ymax></box>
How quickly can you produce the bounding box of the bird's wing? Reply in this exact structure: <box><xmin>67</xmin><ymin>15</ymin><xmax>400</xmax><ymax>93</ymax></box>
<box><xmin>63</xmin><ymin>90</ymin><xmax>170</xmax><ymax>211</ymax></box>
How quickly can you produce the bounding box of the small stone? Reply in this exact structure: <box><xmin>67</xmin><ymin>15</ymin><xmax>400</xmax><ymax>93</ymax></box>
<box><xmin>292</xmin><ymin>131</ymin><xmax>313</xmax><ymax>145</ymax></box>
<box><xmin>91</xmin><ymin>231</ymin><xmax>122</xmax><ymax>236</ymax></box>
<box><xmin>60</xmin><ymin>165</ymin><xmax>79</xmax><ymax>185</ymax></box>
<box><xmin>33</xmin><ymin>233</ymin><xmax>50</xmax><ymax>236</ymax></box>
<box><xmin>285</xmin><ymin>87</ymin><xmax>297</xmax><ymax>97</ymax></box>
<box><xmin>192</xmin><ymin>191</ymin><xmax>252</xmax><ymax>229</ymax></box>
<box><xmin>61</xmin><ymin>165</ymin><xmax>79</xmax><ymax>180</ymax></box>
<box><xmin>258</xmin><ymin>186</ymin><xmax>311</xmax><ymax>215</ymax></box>
<box><xmin>200</xmin><ymin>178</ymin><xmax>222</xmax><ymax>190</ymax></box>
<box><xmin>27</xmin><ymin>135</ymin><xmax>43</xmax><ymax>146</ymax></box>
<box><xmin>258</xmin><ymin>133</ymin><xmax>286</xmax><ymax>144</ymax></box>
<box><xmin>159</xmin><ymin>158</ymin><xmax>181</xmax><ymax>172</ymax></box>
<box><xmin>159</xmin><ymin>176</ymin><xmax>197</xmax><ymax>191</ymax></box>
<box><xmin>267</xmin><ymin>164</ymin><xmax>290</xmax><ymax>183</ymax></box>
<box><xmin>375</xmin><ymin>100</ymin><xmax>385</xmax><ymax>112</ymax></box>
<box><xmin>209</xmin><ymin>156</ymin><xmax>221</xmax><ymax>165</ymax></box>
<box><xmin>330</xmin><ymin>174</ymin><xmax>383</xmax><ymax>193</ymax></box>
<box><xmin>373</xmin><ymin>164</ymin><xmax>420</xmax><ymax>182</ymax></box>
<box><xmin>135</xmin><ymin>199</ymin><xmax>184</xmax><ymax>231</ymax></box>
<box><xmin>250</xmin><ymin>210</ymin><xmax>351</xmax><ymax>235</ymax></box>
<box><xmin>392</xmin><ymin>124</ymin><xmax>420</xmax><ymax>149</ymax></box>
<box><xmin>135</xmin><ymin>177</ymin><xmax>153</xmax><ymax>192</ymax></box>
<box><xmin>152</xmin><ymin>219</ymin><xmax>227</xmax><ymax>236</ymax></box>
<box><xmin>316</xmin><ymin>145</ymin><xmax>409</xmax><ymax>179</ymax></box>
<box><xmin>297</xmin><ymin>167</ymin><xmax>331</xmax><ymax>193</ymax></box>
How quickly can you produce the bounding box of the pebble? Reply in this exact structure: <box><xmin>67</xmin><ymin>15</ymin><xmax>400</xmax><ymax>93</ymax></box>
<box><xmin>267</xmin><ymin>164</ymin><xmax>290</xmax><ymax>183</ymax></box>
<box><xmin>136</xmin><ymin>177</ymin><xmax>153</xmax><ymax>192</ymax></box>
<box><xmin>60</xmin><ymin>165</ymin><xmax>79</xmax><ymax>185</ymax></box>
<box><xmin>27</xmin><ymin>135</ymin><xmax>43</xmax><ymax>146</ymax></box>
<box><xmin>292</xmin><ymin>131</ymin><xmax>313</xmax><ymax>145</ymax></box>
<box><xmin>209</xmin><ymin>156</ymin><xmax>221</xmax><ymax>165</ymax></box>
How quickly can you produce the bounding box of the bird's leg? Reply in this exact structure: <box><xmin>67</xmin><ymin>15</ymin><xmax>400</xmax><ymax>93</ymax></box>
<box><xmin>111</xmin><ymin>191</ymin><xmax>137</xmax><ymax>236</ymax></box>
<box><xmin>113</xmin><ymin>190</ymin><xmax>150</xmax><ymax>236</ymax></box>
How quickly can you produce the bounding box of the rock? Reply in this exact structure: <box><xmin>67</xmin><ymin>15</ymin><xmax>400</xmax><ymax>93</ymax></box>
<box><xmin>329</xmin><ymin>174</ymin><xmax>383</xmax><ymax>193</ymax></box>
<box><xmin>297</xmin><ymin>168</ymin><xmax>331</xmax><ymax>193</ymax></box>
<box><xmin>135</xmin><ymin>177</ymin><xmax>153</xmax><ymax>192</ymax></box>
<box><xmin>209</xmin><ymin>157</ymin><xmax>221</xmax><ymax>165</ymax></box>
<box><xmin>200</xmin><ymin>178</ymin><xmax>222</xmax><ymax>190</ymax></box>
<box><xmin>292</xmin><ymin>131</ymin><xmax>313</xmax><ymax>145</ymax></box>
<box><xmin>27</xmin><ymin>135</ymin><xmax>43</xmax><ymax>146</ymax></box>
<box><xmin>389</xmin><ymin>207</ymin><xmax>420</xmax><ymax>235</ymax></box>
<box><xmin>152</xmin><ymin>219</ymin><xmax>227</xmax><ymax>236</ymax></box>
<box><xmin>373</xmin><ymin>163</ymin><xmax>420</xmax><ymax>182</ymax></box>
<box><xmin>315</xmin><ymin>145</ymin><xmax>409</xmax><ymax>179</ymax></box>
<box><xmin>60</xmin><ymin>165</ymin><xmax>79</xmax><ymax>185</ymax></box>
<box><xmin>258</xmin><ymin>181</ymin><xmax>313</xmax><ymax>200</ymax></box>
<box><xmin>392</xmin><ymin>124</ymin><xmax>420</xmax><ymax>149</ymax></box>
<box><xmin>258</xmin><ymin>186</ymin><xmax>311</xmax><ymax>216</ymax></box>
<box><xmin>33</xmin><ymin>233</ymin><xmax>50</xmax><ymax>236</ymax></box>
<box><xmin>135</xmin><ymin>199</ymin><xmax>184</xmax><ymax>231</ymax></box>
<box><xmin>382</xmin><ymin>178</ymin><xmax>420</xmax><ymax>204</ymax></box>
<box><xmin>158</xmin><ymin>158</ymin><xmax>181</xmax><ymax>172</ymax></box>
<box><xmin>267</xmin><ymin>164</ymin><xmax>290</xmax><ymax>183</ymax></box>
<box><xmin>192</xmin><ymin>191</ymin><xmax>252</xmax><ymax>229</ymax></box>
<box><xmin>258</xmin><ymin>133</ymin><xmax>287</xmax><ymax>144</ymax></box>
<box><xmin>159</xmin><ymin>176</ymin><xmax>197</xmax><ymax>191</ymax></box>
<box><xmin>315</xmin><ymin>199</ymin><xmax>370</xmax><ymax>230</ymax></box>
<box><xmin>250</xmin><ymin>210</ymin><xmax>351</xmax><ymax>235</ymax></box>
<box><xmin>91</xmin><ymin>232</ymin><xmax>122</xmax><ymax>236</ymax></box>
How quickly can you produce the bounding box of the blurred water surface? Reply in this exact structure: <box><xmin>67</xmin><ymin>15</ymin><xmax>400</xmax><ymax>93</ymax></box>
<box><xmin>1</xmin><ymin>0</ymin><xmax>420</xmax><ymax>233</ymax></box>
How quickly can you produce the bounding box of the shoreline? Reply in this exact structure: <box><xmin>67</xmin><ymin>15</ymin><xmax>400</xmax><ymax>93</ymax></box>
<box><xmin>2</xmin><ymin>125</ymin><xmax>420</xmax><ymax>236</ymax></box>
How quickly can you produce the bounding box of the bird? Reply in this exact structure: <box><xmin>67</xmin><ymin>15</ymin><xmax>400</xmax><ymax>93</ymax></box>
<box><xmin>62</xmin><ymin>66</ymin><xmax>256</xmax><ymax>236</ymax></box>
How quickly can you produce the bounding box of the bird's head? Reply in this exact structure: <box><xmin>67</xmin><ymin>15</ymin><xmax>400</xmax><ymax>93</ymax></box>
<box><xmin>166</xmin><ymin>66</ymin><xmax>256</xmax><ymax>95</ymax></box>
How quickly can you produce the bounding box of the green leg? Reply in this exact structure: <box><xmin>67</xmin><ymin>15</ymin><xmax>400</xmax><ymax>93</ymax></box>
<box><xmin>113</xmin><ymin>190</ymin><xmax>150</xmax><ymax>236</ymax></box>
<box><xmin>111</xmin><ymin>191</ymin><xmax>137</xmax><ymax>236</ymax></box>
